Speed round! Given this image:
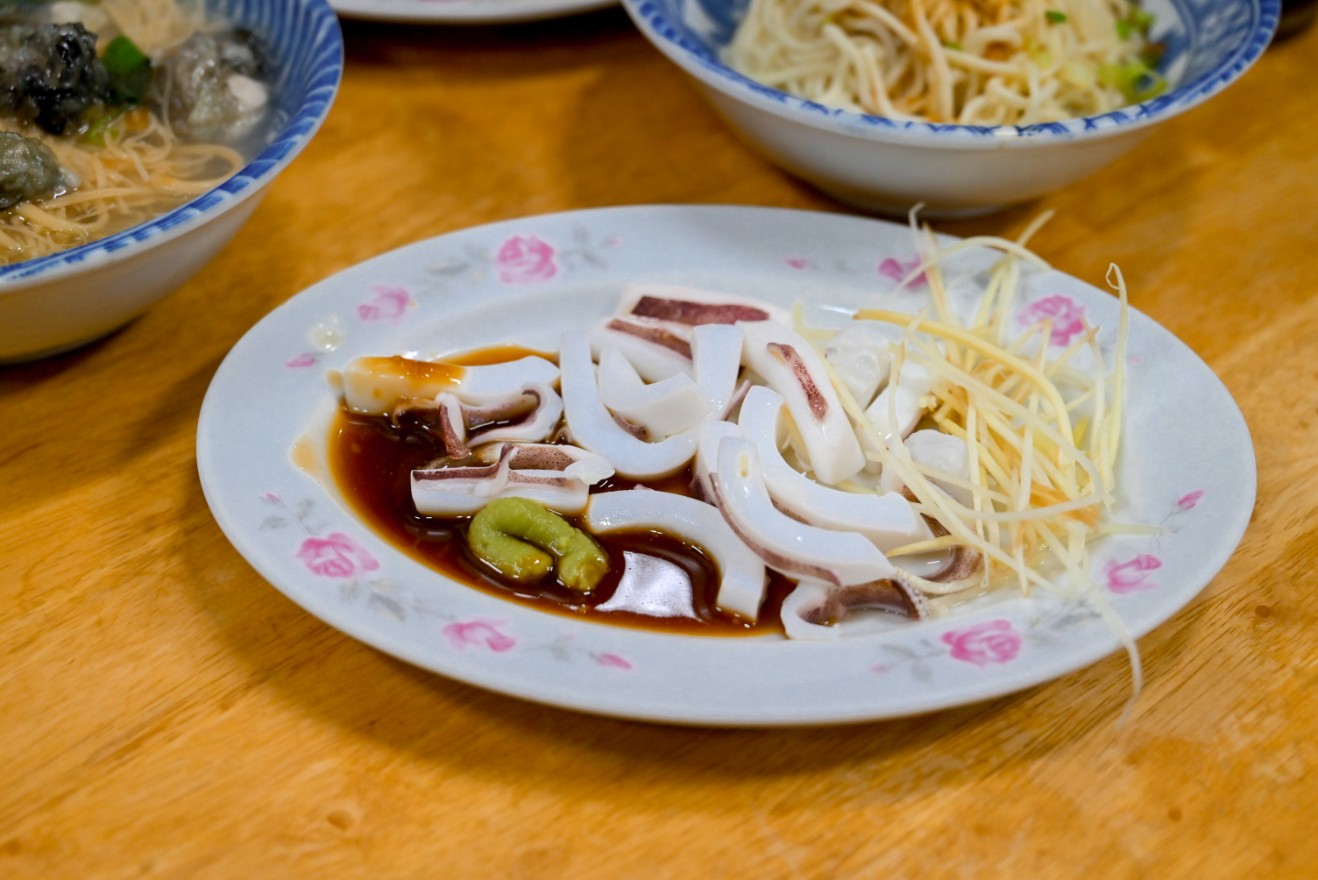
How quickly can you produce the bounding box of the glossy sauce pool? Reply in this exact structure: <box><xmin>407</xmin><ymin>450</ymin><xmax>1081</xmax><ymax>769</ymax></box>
<box><xmin>327</xmin><ymin>407</ymin><xmax>792</xmax><ymax>636</ymax></box>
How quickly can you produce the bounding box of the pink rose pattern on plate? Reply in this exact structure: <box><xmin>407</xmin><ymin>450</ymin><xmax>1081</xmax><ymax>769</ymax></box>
<box><xmin>258</xmin><ymin>494</ymin><xmax>634</xmax><ymax>669</ymax></box>
<box><xmin>878</xmin><ymin>254</ymin><xmax>927</xmax><ymax>288</ymax></box>
<box><xmin>782</xmin><ymin>251</ymin><xmax>928</xmax><ymax>286</ymax></box>
<box><xmin>436</xmin><ymin>620</ymin><xmax>639</xmax><ymax>668</ymax></box>
<box><xmin>1157</xmin><ymin>488</ymin><xmax>1207</xmax><ymax>529</ymax></box>
<box><xmin>1176</xmin><ymin>490</ymin><xmax>1205</xmax><ymax>511</ymax></box>
<box><xmin>285</xmin><ymin>352</ymin><xmax>318</xmax><ymax>368</ymax></box>
<box><xmin>537</xmin><ymin>635</ymin><xmax>636</xmax><ymax>669</ymax></box>
<box><xmin>594</xmin><ymin>652</ymin><xmax>633</xmax><ymax>670</ymax></box>
<box><xmin>296</xmin><ymin>532</ymin><xmax>380</xmax><ymax>579</ymax></box>
<box><xmin>285</xmin><ymin>283</ymin><xmax>411</xmax><ymax>366</ymax></box>
<box><xmin>443</xmin><ymin>619</ymin><xmax>517</xmax><ymax>653</ymax></box>
<box><xmin>1018</xmin><ymin>294</ymin><xmax>1087</xmax><ymax>346</ymax></box>
<box><xmin>427</xmin><ymin>226</ymin><xmax>613</xmax><ymax>291</ymax></box>
<box><xmin>357</xmin><ymin>283</ymin><xmax>412</xmax><ymax>324</ymax></box>
<box><xmin>869</xmin><ymin>478</ymin><xmax>1197</xmax><ymax>679</ymax></box>
<box><xmin>1104</xmin><ymin>554</ymin><xmax>1163</xmax><ymax>594</ymax></box>
<box><xmin>942</xmin><ymin>619</ymin><xmax>1023</xmax><ymax>667</ymax></box>
<box><xmin>495</xmin><ymin>234</ymin><xmax>558</xmax><ymax>284</ymax></box>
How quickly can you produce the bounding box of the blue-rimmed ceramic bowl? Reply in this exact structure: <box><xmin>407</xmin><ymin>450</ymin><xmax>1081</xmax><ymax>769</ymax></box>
<box><xmin>0</xmin><ymin>0</ymin><xmax>343</xmax><ymax>363</ymax></box>
<box><xmin>622</xmin><ymin>0</ymin><xmax>1278</xmax><ymax>216</ymax></box>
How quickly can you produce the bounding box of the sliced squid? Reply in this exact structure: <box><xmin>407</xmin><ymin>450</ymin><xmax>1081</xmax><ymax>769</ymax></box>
<box><xmin>781</xmin><ymin>582</ymin><xmax>841</xmax><ymax>640</ymax></box>
<box><xmin>454</xmin><ymin>357</ymin><xmax>560</xmax><ymax>405</ymax></box>
<box><xmin>472</xmin><ymin>441</ymin><xmax>615</xmax><ymax>487</ymax></box>
<box><xmin>344</xmin><ymin>284</ymin><xmax>999</xmax><ymax>642</ymax></box>
<box><xmin>617</xmin><ymin>282</ymin><xmax>791</xmax><ymax>328</ymax></box>
<box><xmin>340</xmin><ymin>354</ymin><xmax>558</xmax><ymax>415</ymax></box>
<box><xmin>393</xmin><ymin>391</ymin><xmax>470</xmax><ymax>458</ymax></box>
<box><xmin>740</xmin><ymin>320</ymin><xmax>865</xmax><ymax>485</ymax></box>
<box><xmin>341</xmin><ymin>355</ymin><xmax>462</xmax><ymax>415</ymax></box>
<box><xmin>781</xmin><ymin>577</ymin><xmax>928</xmax><ymax>640</ymax></box>
<box><xmin>710</xmin><ymin>436</ymin><xmax>900</xmax><ymax>587</ymax></box>
<box><xmin>690</xmin><ymin>322</ymin><xmax>743</xmax><ymax>419</ymax></box>
<box><xmin>559</xmin><ymin>332</ymin><xmax>698</xmax><ymax>480</ymax></box>
<box><xmin>399</xmin><ymin>381</ymin><xmax>563</xmax><ymax>458</ymax></box>
<box><xmin>586</xmin><ymin>488</ymin><xmax>767</xmax><ymax>622</ymax></box>
<box><xmin>880</xmin><ymin>428</ymin><xmax>975</xmax><ymax>507</ymax></box>
<box><xmin>737</xmin><ymin>386</ymin><xmax>933</xmax><ymax>551</ymax></box>
<box><xmin>692</xmin><ymin>419</ymin><xmax>740</xmax><ymax>503</ymax></box>
<box><xmin>412</xmin><ymin>445</ymin><xmax>602</xmax><ymax>516</ymax></box>
<box><xmin>471</xmin><ymin>382</ymin><xmax>564</xmax><ymax>446</ymax></box>
<box><xmin>588</xmin><ymin>317</ymin><xmax>692</xmax><ymax>382</ymax></box>
<box><xmin>596</xmin><ymin>347</ymin><xmax>710</xmax><ymax>439</ymax></box>
<box><xmin>823</xmin><ymin>321</ymin><xmax>905</xmax><ymax>408</ymax></box>
<box><xmin>865</xmin><ymin>361</ymin><xmax>935</xmax><ymax>441</ymax></box>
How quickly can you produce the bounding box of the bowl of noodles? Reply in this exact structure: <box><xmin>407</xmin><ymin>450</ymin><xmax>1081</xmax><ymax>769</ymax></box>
<box><xmin>0</xmin><ymin>0</ymin><xmax>342</xmax><ymax>363</ymax></box>
<box><xmin>621</xmin><ymin>0</ymin><xmax>1278</xmax><ymax>216</ymax></box>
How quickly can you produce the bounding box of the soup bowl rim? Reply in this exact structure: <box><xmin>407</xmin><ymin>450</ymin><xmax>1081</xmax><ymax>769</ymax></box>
<box><xmin>0</xmin><ymin>0</ymin><xmax>345</xmax><ymax>290</ymax></box>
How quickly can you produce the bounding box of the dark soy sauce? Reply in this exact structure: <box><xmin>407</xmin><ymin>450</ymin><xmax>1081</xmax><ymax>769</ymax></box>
<box><xmin>328</xmin><ymin>408</ymin><xmax>790</xmax><ymax>636</ymax></box>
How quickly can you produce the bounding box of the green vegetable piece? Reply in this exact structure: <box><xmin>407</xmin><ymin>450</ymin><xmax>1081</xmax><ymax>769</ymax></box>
<box><xmin>467</xmin><ymin>497</ymin><xmax>610</xmax><ymax>593</ymax></box>
<box><xmin>1099</xmin><ymin>59</ymin><xmax>1167</xmax><ymax>104</ymax></box>
<box><xmin>78</xmin><ymin>106</ymin><xmax>121</xmax><ymax>147</ymax></box>
<box><xmin>102</xmin><ymin>36</ymin><xmax>153</xmax><ymax>105</ymax></box>
<box><xmin>1046</xmin><ymin>10</ymin><xmax>1067</xmax><ymax>23</ymax></box>
<box><xmin>1117</xmin><ymin>6</ymin><xmax>1156</xmax><ymax>41</ymax></box>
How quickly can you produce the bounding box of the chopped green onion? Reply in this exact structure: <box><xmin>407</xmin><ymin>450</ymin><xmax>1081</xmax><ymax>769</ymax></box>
<box><xmin>1025</xmin><ymin>37</ymin><xmax>1052</xmax><ymax>67</ymax></box>
<box><xmin>78</xmin><ymin>106</ymin><xmax>123</xmax><ymax>147</ymax></box>
<box><xmin>102</xmin><ymin>36</ymin><xmax>153</xmax><ymax>105</ymax></box>
<box><xmin>1098</xmin><ymin>60</ymin><xmax>1167</xmax><ymax>104</ymax></box>
<box><xmin>1117</xmin><ymin>6</ymin><xmax>1156</xmax><ymax>41</ymax></box>
<box><xmin>1046</xmin><ymin>10</ymin><xmax>1068</xmax><ymax>24</ymax></box>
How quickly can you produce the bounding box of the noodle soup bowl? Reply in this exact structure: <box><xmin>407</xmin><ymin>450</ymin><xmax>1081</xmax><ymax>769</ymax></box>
<box><xmin>622</xmin><ymin>0</ymin><xmax>1278</xmax><ymax>216</ymax></box>
<box><xmin>0</xmin><ymin>0</ymin><xmax>343</xmax><ymax>363</ymax></box>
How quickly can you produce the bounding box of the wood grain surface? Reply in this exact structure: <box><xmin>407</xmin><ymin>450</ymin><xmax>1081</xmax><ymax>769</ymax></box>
<box><xmin>2</xmin><ymin>9</ymin><xmax>1316</xmax><ymax>879</ymax></box>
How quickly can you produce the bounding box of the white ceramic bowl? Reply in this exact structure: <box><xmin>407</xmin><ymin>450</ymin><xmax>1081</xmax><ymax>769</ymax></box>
<box><xmin>622</xmin><ymin>0</ymin><xmax>1279</xmax><ymax>216</ymax></box>
<box><xmin>0</xmin><ymin>0</ymin><xmax>343</xmax><ymax>363</ymax></box>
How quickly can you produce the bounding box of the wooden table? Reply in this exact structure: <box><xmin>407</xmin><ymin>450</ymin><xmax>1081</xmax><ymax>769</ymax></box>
<box><xmin>3</xmin><ymin>9</ymin><xmax>1315</xmax><ymax>878</ymax></box>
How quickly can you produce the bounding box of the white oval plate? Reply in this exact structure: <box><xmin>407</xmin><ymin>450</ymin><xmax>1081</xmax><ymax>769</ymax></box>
<box><xmin>329</xmin><ymin>0</ymin><xmax>614</xmax><ymax>24</ymax></box>
<box><xmin>198</xmin><ymin>205</ymin><xmax>1255</xmax><ymax>726</ymax></box>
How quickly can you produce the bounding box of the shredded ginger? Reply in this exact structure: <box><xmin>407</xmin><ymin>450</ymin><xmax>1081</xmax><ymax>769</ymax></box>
<box><xmin>811</xmin><ymin>212</ymin><xmax>1144</xmax><ymax>703</ymax></box>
